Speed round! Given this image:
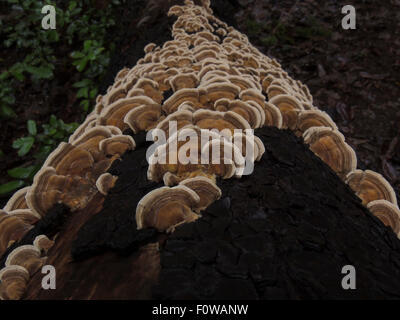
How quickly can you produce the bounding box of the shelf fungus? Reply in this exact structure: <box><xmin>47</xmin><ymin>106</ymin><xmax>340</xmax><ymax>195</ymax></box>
<box><xmin>42</xmin><ymin>142</ymin><xmax>95</xmax><ymax>177</ymax></box>
<box><xmin>33</xmin><ymin>235</ymin><xmax>55</xmax><ymax>254</ymax></box>
<box><xmin>0</xmin><ymin>211</ymin><xmax>33</xmax><ymax>255</ymax></box>
<box><xmin>303</xmin><ymin>127</ymin><xmax>357</xmax><ymax>179</ymax></box>
<box><xmin>26</xmin><ymin>167</ymin><xmax>97</xmax><ymax>217</ymax></box>
<box><xmin>96</xmin><ymin>173</ymin><xmax>118</xmax><ymax>196</ymax></box>
<box><xmin>169</xmin><ymin>73</ymin><xmax>199</xmax><ymax>91</ymax></box>
<box><xmin>179</xmin><ymin>176</ymin><xmax>221</xmax><ymax>212</ymax></box>
<box><xmin>99</xmin><ymin>135</ymin><xmax>136</xmax><ymax>157</ymax></box>
<box><xmin>163</xmin><ymin>88</ymin><xmax>201</xmax><ymax>114</ymax></box>
<box><xmin>269</xmin><ymin>94</ymin><xmax>304</xmax><ymax>130</ymax></box>
<box><xmin>155</xmin><ymin>110</ymin><xmax>194</xmax><ymax>139</ymax></box>
<box><xmin>5</xmin><ymin>245</ymin><xmax>45</xmax><ymax>276</ymax></box>
<box><xmin>136</xmin><ymin>185</ymin><xmax>200</xmax><ymax>233</ymax></box>
<box><xmin>193</xmin><ymin>109</ymin><xmax>251</xmax><ymax>134</ymax></box>
<box><xmin>201</xmin><ymin>138</ymin><xmax>246</xmax><ymax>178</ymax></box>
<box><xmin>296</xmin><ymin>110</ymin><xmax>338</xmax><ymax>136</ymax></box>
<box><xmin>367</xmin><ymin>200</ymin><xmax>400</xmax><ymax>236</ymax></box>
<box><xmin>3</xmin><ymin>186</ymin><xmax>30</xmax><ymax>212</ymax></box>
<box><xmin>98</xmin><ymin>96</ymin><xmax>157</xmax><ymax>130</ymax></box>
<box><xmin>214</xmin><ymin>99</ymin><xmax>263</xmax><ymax>129</ymax></box>
<box><xmin>148</xmin><ymin>125</ymin><xmax>222</xmax><ymax>183</ymax></box>
<box><xmin>346</xmin><ymin>170</ymin><xmax>398</xmax><ymax>206</ymax></box>
<box><xmin>124</xmin><ymin>104</ymin><xmax>162</xmax><ymax>133</ymax></box>
<box><xmin>71</xmin><ymin>126</ymin><xmax>113</xmax><ymax>161</ymax></box>
<box><xmin>7</xmin><ymin>209</ymin><xmax>40</xmax><ymax>225</ymax></box>
<box><xmin>0</xmin><ymin>266</ymin><xmax>29</xmax><ymax>300</ymax></box>
<box><xmin>231</xmin><ymin>131</ymin><xmax>265</xmax><ymax>162</ymax></box>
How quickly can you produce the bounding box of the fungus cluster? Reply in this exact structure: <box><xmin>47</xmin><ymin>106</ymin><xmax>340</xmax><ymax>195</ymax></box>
<box><xmin>1</xmin><ymin>0</ymin><xmax>399</xmax><ymax>299</ymax></box>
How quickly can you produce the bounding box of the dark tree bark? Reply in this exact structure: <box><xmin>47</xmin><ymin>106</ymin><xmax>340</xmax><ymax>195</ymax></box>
<box><xmin>22</xmin><ymin>127</ymin><xmax>400</xmax><ymax>299</ymax></box>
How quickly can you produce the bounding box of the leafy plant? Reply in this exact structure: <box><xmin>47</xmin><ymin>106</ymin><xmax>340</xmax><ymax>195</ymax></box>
<box><xmin>0</xmin><ymin>116</ymin><xmax>79</xmax><ymax>195</ymax></box>
<box><xmin>0</xmin><ymin>0</ymin><xmax>125</xmax><ymax>194</ymax></box>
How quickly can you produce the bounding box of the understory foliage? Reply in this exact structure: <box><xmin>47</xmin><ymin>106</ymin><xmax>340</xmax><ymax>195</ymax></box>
<box><xmin>0</xmin><ymin>0</ymin><xmax>126</xmax><ymax>195</ymax></box>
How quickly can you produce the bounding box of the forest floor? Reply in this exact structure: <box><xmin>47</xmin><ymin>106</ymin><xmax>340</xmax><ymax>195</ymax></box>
<box><xmin>228</xmin><ymin>0</ymin><xmax>400</xmax><ymax>199</ymax></box>
<box><xmin>0</xmin><ymin>0</ymin><xmax>399</xmax><ymax>205</ymax></box>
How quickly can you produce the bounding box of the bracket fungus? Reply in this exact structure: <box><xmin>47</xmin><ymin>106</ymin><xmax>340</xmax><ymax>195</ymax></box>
<box><xmin>3</xmin><ymin>187</ymin><xmax>30</xmax><ymax>212</ymax></box>
<box><xmin>214</xmin><ymin>99</ymin><xmax>262</xmax><ymax>129</ymax></box>
<box><xmin>136</xmin><ymin>185</ymin><xmax>200</xmax><ymax>233</ymax></box>
<box><xmin>303</xmin><ymin>127</ymin><xmax>357</xmax><ymax>179</ymax></box>
<box><xmin>0</xmin><ymin>266</ymin><xmax>29</xmax><ymax>300</ymax></box>
<box><xmin>7</xmin><ymin>209</ymin><xmax>40</xmax><ymax>225</ymax></box>
<box><xmin>193</xmin><ymin>109</ymin><xmax>251</xmax><ymax>134</ymax></box>
<box><xmin>26</xmin><ymin>167</ymin><xmax>97</xmax><ymax>217</ymax></box>
<box><xmin>5</xmin><ymin>245</ymin><xmax>45</xmax><ymax>276</ymax></box>
<box><xmin>346</xmin><ymin>170</ymin><xmax>398</xmax><ymax>206</ymax></box>
<box><xmin>98</xmin><ymin>96</ymin><xmax>156</xmax><ymax>130</ymax></box>
<box><xmin>33</xmin><ymin>235</ymin><xmax>55</xmax><ymax>254</ymax></box>
<box><xmin>179</xmin><ymin>176</ymin><xmax>221</xmax><ymax>212</ymax></box>
<box><xmin>98</xmin><ymin>135</ymin><xmax>136</xmax><ymax>157</ymax></box>
<box><xmin>269</xmin><ymin>94</ymin><xmax>304</xmax><ymax>130</ymax></box>
<box><xmin>96</xmin><ymin>173</ymin><xmax>118</xmax><ymax>196</ymax></box>
<box><xmin>42</xmin><ymin>142</ymin><xmax>94</xmax><ymax>177</ymax></box>
<box><xmin>367</xmin><ymin>200</ymin><xmax>400</xmax><ymax>236</ymax></box>
<box><xmin>296</xmin><ymin>110</ymin><xmax>338</xmax><ymax>136</ymax></box>
<box><xmin>0</xmin><ymin>211</ymin><xmax>33</xmax><ymax>255</ymax></box>
<box><xmin>162</xmin><ymin>88</ymin><xmax>200</xmax><ymax>114</ymax></box>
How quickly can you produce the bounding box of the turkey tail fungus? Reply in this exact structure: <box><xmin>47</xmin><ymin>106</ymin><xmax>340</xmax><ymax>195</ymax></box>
<box><xmin>1</xmin><ymin>0</ymin><xmax>400</xmax><ymax>300</ymax></box>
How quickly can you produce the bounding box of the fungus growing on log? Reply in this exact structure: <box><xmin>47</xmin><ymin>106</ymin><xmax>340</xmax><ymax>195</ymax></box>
<box><xmin>0</xmin><ymin>211</ymin><xmax>33</xmax><ymax>255</ymax></box>
<box><xmin>2</xmin><ymin>0</ymin><xmax>400</xmax><ymax>300</ymax></box>
<box><xmin>124</xmin><ymin>104</ymin><xmax>161</xmax><ymax>133</ymax></box>
<box><xmin>136</xmin><ymin>185</ymin><xmax>200</xmax><ymax>233</ymax></box>
<box><xmin>0</xmin><ymin>266</ymin><xmax>29</xmax><ymax>300</ymax></box>
<box><xmin>33</xmin><ymin>235</ymin><xmax>55</xmax><ymax>254</ymax></box>
<box><xmin>296</xmin><ymin>110</ymin><xmax>338</xmax><ymax>135</ymax></box>
<box><xmin>303</xmin><ymin>127</ymin><xmax>357</xmax><ymax>179</ymax></box>
<box><xmin>179</xmin><ymin>176</ymin><xmax>221</xmax><ymax>212</ymax></box>
<box><xmin>367</xmin><ymin>200</ymin><xmax>400</xmax><ymax>235</ymax></box>
<box><xmin>346</xmin><ymin>170</ymin><xmax>398</xmax><ymax>206</ymax></box>
<box><xmin>96</xmin><ymin>173</ymin><xmax>118</xmax><ymax>196</ymax></box>
<box><xmin>5</xmin><ymin>245</ymin><xmax>45</xmax><ymax>276</ymax></box>
<box><xmin>269</xmin><ymin>94</ymin><xmax>304</xmax><ymax>130</ymax></box>
<box><xmin>3</xmin><ymin>187</ymin><xmax>30</xmax><ymax>212</ymax></box>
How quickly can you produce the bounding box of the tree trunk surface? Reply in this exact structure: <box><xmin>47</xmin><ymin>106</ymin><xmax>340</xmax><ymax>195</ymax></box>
<box><xmin>23</xmin><ymin>127</ymin><xmax>400</xmax><ymax>299</ymax></box>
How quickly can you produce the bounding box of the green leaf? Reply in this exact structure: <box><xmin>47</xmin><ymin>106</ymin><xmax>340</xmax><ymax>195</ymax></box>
<box><xmin>80</xmin><ymin>99</ymin><xmax>90</xmax><ymax>111</ymax></box>
<box><xmin>0</xmin><ymin>71</ymin><xmax>10</xmax><ymax>81</ymax></box>
<box><xmin>25</xmin><ymin>66</ymin><xmax>53</xmax><ymax>79</ymax></box>
<box><xmin>89</xmin><ymin>87</ymin><xmax>98</xmax><ymax>99</ymax></box>
<box><xmin>68</xmin><ymin>1</ymin><xmax>77</xmax><ymax>10</ymax></box>
<box><xmin>73</xmin><ymin>79</ymin><xmax>91</xmax><ymax>88</ymax></box>
<box><xmin>76</xmin><ymin>58</ymin><xmax>89</xmax><ymax>72</ymax></box>
<box><xmin>70</xmin><ymin>51</ymin><xmax>85</xmax><ymax>59</ymax></box>
<box><xmin>77</xmin><ymin>87</ymin><xmax>89</xmax><ymax>99</ymax></box>
<box><xmin>27</xmin><ymin>120</ymin><xmax>37</xmax><ymax>135</ymax></box>
<box><xmin>7</xmin><ymin>166</ymin><xmax>36</xmax><ymax>179</ymax></box>
<box><xmin>49</xmin><ymin>115</ymin><xmax>57</xmax><ymax>127</ymax></box>
<box><xmin>83</xmin><ymin>40</ymin><xmax>92</xmax><ymax>51</ymax></box>
<box><xmin>0</xmin><ymin>105</ymin><xmax>16</xmax><ymax>118</ymax></box>
<box><xmin>0</xmin><ymin>180</ymin><xmax>24</xmax><ymax>195</ymax></box>
<box><xmin>34</xmin><ymin>145</ymin><xmax>52</xmax><ymax>160</ymax></box>
<box><xmin>12</xmin><ymin>136</ymin><xmax>35</xmax><ymax>156</ymax></box>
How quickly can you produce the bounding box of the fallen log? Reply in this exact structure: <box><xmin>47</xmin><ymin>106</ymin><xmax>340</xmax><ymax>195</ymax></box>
<box><xmin>1</xmin><ymin>0</ymin><xmax>400</xmax><ymax>300</ymax></box>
